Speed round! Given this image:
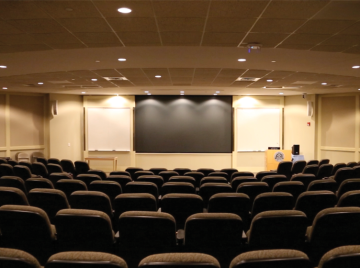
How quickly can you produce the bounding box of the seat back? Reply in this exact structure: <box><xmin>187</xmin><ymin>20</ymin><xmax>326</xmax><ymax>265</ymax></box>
<box><xmin>14</xmin><ymin>165</ymin><xmax>33</xmax><ymax>181</ymax></box>
<box><xmin>173</xmin><ymin>168</ymin><xmax>192</xmax><ymax>176</ymax></box>
<box><xmin>231</xmin><ymin>177</ymin><xmax>257</xmax><ymax>190</ymax></box>
<box><xmin>60</xmin><ymin>159</ymin><xmax>77</xmax><ymax>176</ymax></box>
<box><xmin>36</xmin><ymin>157</ymin><xmax>48</xmax><ymax>166</ymax></box>
<box><xmin>161</xmin><ymin>193</ymin><xmax>203</xmax><ymax>229</ymax></box>
<box><xmin>161</xmin><ymin>182</ymin><xmax>195</xmax><ymax>195</ymax></box>
<box><xmin>333</xmin><ymin>167</ymin><xmax>355</xmax><ymax>186</ymax></box>
<box><xmin>208</xmin><ymin>172</ymin><xmax>229</xmax><ymax>181</ymax></box>
<box><xmin>255</xmin><ymin>171</ymin><xmax>276</xmax><ymax>181</ymax></box>
<box><xmin>48</xmin><ymin>158</ymin><xmax>60</xmax><ymax>165</ymax></box>
<box><xmin>125</xmin><ymin>167</ymin><xmax>143</xmax><ymax>178</ymax></box>
<box><xmin>137</xmin><ymin>175</ymin><xmax>164</xmax><ymax>189</ymax></box>
<box><xmin>291</xmin><ymin>161</ymin><xmax>307</xmax><ymax>175</ymax></box>
<box><xmin>32</xmin><ymin>162</ymin><xmax>48</xmax><ymax>178</ymax></box>
<box><xmin>133</xmin><ymin>170</ymin><xmax>154</xmax><ymax>180</ymax></box>
<box><xmin>307</xmin><ymin>160</ymin><xmax>319</xmax><ymax>165</ymax></box>
<box><xmin>149</xmin><ymin>167</ymin><xmax>168</xmax><ymax>175</ymax></box>
<box><xmin>168</xmin><ymin>176</ymin><xmax>196</xmax><ymax>187</ymax></box>
<box><xmin>25</xmin><ymin>178</ymin><xmax>54</xmax><ymax>191</ymax></box>
<box><xmin>337</xmin><ymin>190</ymin><xmax>360</xmax><ymax>207</ymax></box>
<box><xmin>273</xmin><ymin>181</ymin><xmax>306</xmax><ymax>201</ymax></box>
<box><xmin>220</xmin><ymin>168</ymin><xmax>238</xmax><ymax>179</ymax></box>
<box><xmin>307</xmin><ymin>179</ymin><xmax>337</xmax><ymax>192</ymax></box>
<box><xmin>196</xmin><ymin>168</ymin><xmax>215</xmax><ymax>177</ymax></box>
<box><xmin>199</xmin><ymin>183</ymin><xmax>233</xmax><ymax>207</ymax></box>
<box><xmin>125</xmin><ymin>181</ymin><xmax>158</xmax><ymax>200</ymax></box>
<box><xmin>159</xmin><ymin>171</ymin><xmax>179</xmax><ymax>183</ymax></box>
<box><xmin>89</xmin><ymin>180</ymin><xmax>122</xmax><ymax>206</ymax></box>
<box><xmin>337</xmin><ymin>179</ymin><xmax>360</xmax><ymax>198</ymax></box>
<box><xmin>291</xmin><ymin>173</ymin><xmax>316</xmax><ymax>189</ymax></box>
<box><xmin>251</xmin><ymin>192</ymin><xmax>294</xmax><ymax>218</ymax></box>
<box><xmin>0</xmin><ymin>176</ymin><xmax>27</xmax><ymax>193</ymax></box>
<box><xmin>107</xmin><ymin>175</ymin><xmax>132</xmax><ymax>189</ymax></box>
<box><xmin>76</xmin><ymin>173</ymin><xmax>101</xmax><ymax>188</ymax></box>
<box><xmin>0</xmin><ymin>186</ymin><xmax>29</xmax><ymax>206</ymax></box>
<box><xmin>110</xmin><ymin>170</ymin><xmax>131</xmax><ymax>177</ymax></box>
<box><xmin>332</xmin><ymin>163</ymin><xmax>347</xmax><ymax>175</ymax></box>
<box><xmin>261</xmin><ymin>175</ymin><xmax>287</xmax><ymax>190</ymax></box>
<box><xmin>200</xmin><ymin>176</ymin><xmax>228</xmax><ymax>186</ymax></box>
<box><xmin>0</xmin><ymin>247</ymin><xmax>41</xmax><ymax>268</ymax></box>
<box><xmin>69</xmin><ymin>190</ymin><xmax>113</xmax><ymax>217</ymax></box>
<box><xmin>113</xmin><ymin>193</ymin><xmax>157</xmax><ymax>220</ymax></box>
<box><xmin>319</xmin><ymin>159</ymin><xmax>330</xmax><ymax>166</ymax></box>
<box><xmin>28</xmin><ymin>188</ymin><xmax>70</xmax><ymax>223</ymax></box>
<box><xmin>18</xmin><ymin>162</ymin><xmax>33</xmax><ymax>172</ymax></box>
<box><xmin>184</xmin><ymin>172</ymin><xmax>205</xmax><ymax>188</ymax></box>
<box><xmin>87</xmin><ymin>169</ymin><xmax>107</xmax><ymax>180</ymax></box>
<box><xmin>277</xmin><ymin>161</ymin><xmax>293</xmax><ymax>179</ymax></box>
<box><xmin>48</xmin><ymin>172</ymin><xmax>72</xmax><ymax>185</ymax></box>
<box><xmin>247</xmin><ymin>210</ymin><xmax>307</xmax><ymax>250</ymax></box>
<box><xmin>295</xmin><ymin>190</ymin><xmax>337</xmax><ymax>225</ymax></box>
<box><xmin>318</xmin><ymin>245</ymin><xmax>360</xmax><ymax>268</ymax></box>
<box><xmin>8</xmin><ymin>160</ymin><xmax>19</xmax><ymax>167</ymax></box>
<box><xmin>302</xmin><ymin>164</ymin><xmax>319</xmax><ymax>175</ymax></box>
<box><xmin>16</xmin><ymin>152</ymin><xmax>30</xmax><ymax>162</ymax></box>
<box><xmin>55</xmin><ymin>208</ymin><xmax>115</xmax><ymax>252</ymax></box>
<box><xmin>74</xmin><ymin>161</ymin><xmax>90</xmax><ymax>175</ymax></box>
<box><xmin>55</xmin><ymin>179</ymin><xmax>87</xmax><ymax>198</ymax></box>
<box><xmin>47</xmin><ymin>164</ymin><xmax>63</xmax><ymax>175</ymax></box>
<box><xmin>347</xmin><ymin>161</ymin><xmax>358</xmax><ymax>167</ymax></box>
<box><xmin>231</xmin><ymin>171</ymin><xmax>255</xmax><ymax>182</ymax></box>
<box><xmin>236</xmin><ymin>182</ymin><xmax>270</xmax><ymax>203</ymax></box>
<box><xmin>0</xmin><ymin>163</ymin><xmax>15</xmax><ymax>176</ymax></box>
<box><xmin>317</xmin><ymin>164</ymin><xmax>334</xmax><ymax>179</ymax></box>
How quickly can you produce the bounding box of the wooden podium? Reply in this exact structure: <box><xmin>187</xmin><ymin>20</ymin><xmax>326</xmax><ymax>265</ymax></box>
<box><xmin>265</xmin><ymin>150</ymin><xmax>292</xmax><ymax>171</ymax></box>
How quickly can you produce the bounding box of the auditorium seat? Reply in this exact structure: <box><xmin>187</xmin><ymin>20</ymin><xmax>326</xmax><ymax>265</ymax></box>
<box><xmin>139</xmin><ymin>253</ymin><xmax>220</xmax><ymax>268</ymax></box>
<box><xmin>307</xmin><ymin>207</ymin><xmax>360</xmax><ymax>263</ymax></box>
<box><xmin>32</xmin><ymin>162</ymin><xmax>49</xmax><ymax>178</ymax></box>
<box><xmin>113</xmin><ymin>193</ymin><xmax>157</xmax><ymax>221</ymax></box>
<box><xmin>173</xmin><ymin>168</ymin><xmax>192</xmax><ymax>176</ymax></box>
<box><xmin>46</xmin><ymin>164</ymin><xmax>64</xmax><ymax>175</ymax></box>
<box><xmin>184</xmin><ymin>171</ymin><xmax>204</xmax><ymax>188</ymax></box>
<box><xmin>137</xmin><ymin>175</ymin><xmax>164</xmax><ymax>189</ymax></box>
<box><xmin>200</xmin><ymin>176</ymin><xmax>228</xmax><ymax>186</ymax></box>
<box><xmin>295</xmin><ymin>190</ymin><xmax>337</xmax><ymax>226</ymax></box>
<box><xmin>346</xmin><ymin>161</ymin><xmax>358</xmax><ymax>167</ymax></box>
<box><xmin>0</xmin><ymin>163</ymin><xmax>15</xmax><ymax>176</ymax></box>
<box><xmin>161</xmin><ymin>182</ymin><xmax>195</xmax><ymax>196</ymax></box>
<box><xmin>0</xmin><ymin>176</ymin><xmax>27</xmax><ymax>193</ymax></box>
<box><xmin>48</xmin><ymin>158</ymin><xmax>61</xmax><ymax>165</ymax></box>
<box><xmin>230</xmin><ymin>249</ymin><xmax>312</xmax><ymax>268</ymax></box>
<box><xmin>87</xmin><ymin>169</ymin><xmax>107</xmax><ymax>180</ymax></box>
<box><xmin>76</xmin><ymin>173</ymin><xmax>102</xmax><ymax>188</ymax></box>
<box><xmin>231</xmin><ymin>171</ymin><xmax>255</xmax><ymax>182</ymax></box>
<box><xmin>169</xmin><ymin>176</ymin><xmax>196</xmax><ymax>187</ymax></box>
<box><xmin>125</xmin><ymin>167</ymin><xmax>143</xmax><ymax>178</ymax></box>
<box><xmin>199</xmin><ymin>182</ymin><xmax>232</xmax><ymax>207</ymax></box>
<box><xmin>18</xmin><ymin>161</ymin><xmax>33</xmax><ymax>172</ymax></box>
<box><xmin>133</xmin><ymin>170</ymin><xmax>154</xmax><ymax>180</ymax></box>
<box><xmin>8</xmin><ymin>160</ymin><xmax>19</xmax><ymax>167</ymax></box>
<box><xmin>331</xmin><ymin>163</ymin><xmax>347</xmax><ymax>175</ymax></box>
<box><xmin>184</xmin><ymin>212</ymin><xmax>243</xmax><ymax>267</ymax></box>
<box><xmin>236</xmin><ymin>182</ymin><xmax>270</xmax><ymax>204</ymax></box>
<box><xmin>337</xmin><ymin>190</ymin><xmax>360</xmax><ymax>207</ymax></box>
<box><xmin>307</xmin><ymin>160</ymin><xmax>319</xmax><ymax>165</ymax></box>
<box><xmin>330</xmin><ymin>167</ymin><xmax>355</xmax><ymax>186</ymax></box>
<box><xmin>273</xmin><ymin>181</ymin><xmax>305</xmax><ymax>201</ymax></box>
<box><xmin>69</xmin><ymin>190</ymin><xmax>113</xmax><ymax>218</ymax></box>
<box><xmin>55</xmin><ymin>208</ymin><xmax>116</xmax><ymax>253</ymax></box>
<box><xmin>28</xmin><ymin>188</ymin><xmax>70</xmax><ymax>223</ymax></box>
<box><xmin>36</xmin><ymin>157</ymin><xmax>48</xmax><ymax>166</ymax></box>
<box><xmin>261</xmin><ymin>174</ymin><xmax>287</xmax><ymax>190</ymax></box>
<box><xmin>291</xmin><ymin>160</ymin><xmax>307</xmax><ymax>176</ymax></box>
<box><xmin>307</xmin><ymin>179</ymin><xmax>337</xmax><ymax>192</ymax></box>
<box><xmin>251</xmin><ymin>192</ymin><xmax>294</xmax><ymax>218</ymax></box>
<box><xmin>159</xmin><ymin>171</ymin><xmax>179</xmax><ymax>183</ymax></box>
<box><xmin>208</xmin><ymin>171</ymin><xmax>229</xmax><ymax>181</ymax></box>
<box><xmin>255</xmin><ymin>171</ymin><xmax>276</xmax><ymax>181</ymax></box>
<box><xmin>0</xmin><ymin>247</ymin><xmax>41</xmax><ymax>268</ymax></box>
<box><xmin>107</xmin><ymin>175</ymin><xmax>132</xmax><ymax>189</ymax></box>
<box><xmin>74</xmin><ymin>161</ymin><xmax>91</xmax><ymax>175</ymax></box>
<box><xmin>55</xmin><ymin>179</ymin><xmax>87</xmax><ymax>199</ymax></box>
<box><xmin>231</xmin><ymin>177</ymin><xmax>257</xmax><ymax>192</ymax></box>
<box><xmin>161</xmin><ymin>193</ymin><xmax>203</xmax><ymax>229</ymax></box>
<box><xmin>353</xmin><ymin>165</ymin><xmax>360</xmax><ymax>178</ymax></box>
<box><xmin>290</xmin><ymin>173</ymin><xmax>316</xmax><ymax>189</ymax></box>
<box><xmin>196</xmin><ymin>168</ymin><xmax>215</xmax><ymax>177</ymax></box>
<box><xmin>247</xmin><ymin>210</ymin><xmax>307</xmax><ymax>251</ymax></box>
<box><xmin>89</xmin><ymin>180</ymin><xmax>122</xmax><ymax>206</ymax></box>
<box><xmin>14</xmin><ymin>165</ymin><xmax>37</xmax><ymax>181</ymax></box>
<box><xmin>302</xmin><ymin>164</ymin><xmax>319</xmax><ymax>176</ymax></box>
<box><xmin>0</xmin><ymin>205</ymin><xmax>56</xmax><ymax>264</ymax></box>
<box><xmin>318</xmin><ymin>245</ymin><xmax>360</xmax><ymax>268</ymax></box>
<box><xmin>45</xmin><ymin>251</ymin><xmax>127</xmax><ymax>268</ymax></box>
<box><xmin>0</xmin><ymin>158</ymin><xmax>7</xmax><ymax>164</ymax></box>
<box><xmin>221</xmin><ymin>168</ymin><xmax>238</xmax><ymax>179</ymax></box>
<box><xmin>336</xmin><ymin>178</ymin><xmax>360</xmax><ymax>198</ymax></box>
<box><xmin>208</xmin><ymin>192</ymin><xmax>251</xmax><ymax>230</ymax></box>
<box><xmin>316</xmin><ymin>164</ymin><xmax>333</xmax><ymax>179</ymax></box>
<box><xmin>118</xmin><ymin>211</ymin><xmax>176</xmax><ymax>267</ymax></box>
<box><xmin>150</xmin><ymin>167</ymin><xmax>168</xmax><ymax>175</ymax></box>
<box><xmin>25</xmin><ymin>178</ymin><xmax>54</xmax><ymax>191</ymax></box>
<box><xmin>125</xmin><ymin>181</ymin><xmax>159</xmax><ymax>200</ymax></box>
<box><xmin>0</xmin><ymin>186</ymin><xmax>29</xmax><ymax>206</ymax></box>
<box><xmin>110</xmin><ymin>170</ymin><xmax>131</xmax><ymax>177</ymax></box>
<box><xmin>276</xmin><ymin>161</ymin><xmax>293</xmax><ymax>179</ymax></box>
<box><xmin>48</xmin><ymin>172</ymin><xmax>72</xmax><ymax>185</ymax></box>
<box><xmin>60</xmin><ymin>159</ymin><xmax>77</xmax><ymax>176</ymax></box>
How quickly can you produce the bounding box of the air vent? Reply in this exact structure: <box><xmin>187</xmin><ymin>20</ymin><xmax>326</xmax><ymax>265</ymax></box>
<box><xmin>292</xmin><ymin>81</ymin><xmax>317</xmax><ymax>85</ymax></box>
<box><xmin>23</xmin><ymin>84</ymin><xmax>37</xmax><ymax>87</ymax></box>
<box><xmin>62</xmin><ymin>85</ymin><xmax>102</xmax><ymax>89</ymax></box>
<box><xmin>327</xmin><ymin>84</ymin><xmax>342</xmax><ymax>88</ymax></box>
<box><xmin>173</xmin><ymin>83</ymin><xmax>192</xmax><ymax>86</ymax></box>
<box><xmin>235</xmin><ymin>77</ymin><xmax>261</xmax><ymax>82</ymax></box>
<box><xmin>48</xmin><ymin>80</ymin><xmax>72</xmax><ymax>84</ymax></box>
<box><xmin>103</xmin><ymin>77</ymin><xmax>128</xmax><ymax>81</ymax></box>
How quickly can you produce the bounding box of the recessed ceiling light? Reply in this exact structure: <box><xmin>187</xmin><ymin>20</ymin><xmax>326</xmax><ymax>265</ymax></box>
<box><xmin>271</xmin><ymin>61</ymin><xmax>276</xmax><ymax>63</ymax></box>
<box><xmin>358</xmin><ymin>89</ymin><xmax>360</xmax><ymax>91</ymax></box>
<box><xmin>180</xmin><ymin>91</ymin><xmax>184</xmax><ymax>93</ymax></box>
<box><xmin>267</xmin><ymin>79</ymin><xmax>273</xmax><ymax>82</ymax></box>
<box><xmin>91</xmin><ymin>79</ymin><xmax>97</xmax><ymax>81</ymax></box>
<box><xmin>155</xmin><ymin>75</ymin><xmax>161</xmax><ymax>78</ymax></box>
<box><xmin>216</xmin><ymin>91</ymin><xmax>220</xmax><ymax>93</ymax></box>
<box><xmin>238</xmin><ymin>59</ymin><xmax>246</xmax><ymax>62</ymax></box>
<box><xmin>279</xmin><ymin>92</ymin><xmax>284</xmax><ymax>95</ymax></box>
<box><xmin>352</xmin><ymin>66</ymin><xmax>360</xmax><ymax>69</ymax></box>
<box><xmin>2</xmin><ymin>87</ymin><xmax>7</xmax><ymax>90</ymax></box>
<box><xmin>118</xmin><ymin>7</ymin><xmax>132</xmax><ymax>13</ymax></box>
<box><xmin>321</xmin><ymin>82</ymin><xmax>327</xmax><ymax>85</ymax></box>
<box><xmin>118</xmin><ymin>58</ymin><xmax>126</xmax><ymax>62</ymax></box>
<box><xmin>38</xmin><ymin>82</ymin><xmax>43</xmax><ymax>85</ymax></box>
<box><xmin>0</xmin><ymin>65</ymin><xmax>7</xmax><ymax>68</ymax></box>
<box><xmin>81</xmin><ymin>92</ymin><xmax>86</xmax><ymax>94</ymax></box>
<box><xmin>214</xmin><ymin>93</ymin><xmax>218</xmax><ymax>95</ymax></box>
<box><xmin>180</xmin><ymin>93</ymin><xmax>184</xmax><ymax>95</ymax></box>
<box><xmin>95</xmin><ymin>60</ymin><xmax>100</xmax><ymax>63</ymax></box>
<box><xmin>147</xmin><ymin>93</ymin><xmax>151</xmax><ymax>95</ymax></box>
<box><xmin>144</xmin><ymin>91</ymin><xmax>149</xmax><ymax>93</ymax></box>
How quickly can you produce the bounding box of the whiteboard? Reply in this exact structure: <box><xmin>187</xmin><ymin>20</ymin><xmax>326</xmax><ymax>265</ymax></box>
<box><xmin>237</xmin><ymin>108</ymin><xmax>281</xmax><ymax>151</ymax></box>
<box><xmin>87</xmin><ymin>107</ymin><xmax>131</xmax><ymax>151</ymax></box>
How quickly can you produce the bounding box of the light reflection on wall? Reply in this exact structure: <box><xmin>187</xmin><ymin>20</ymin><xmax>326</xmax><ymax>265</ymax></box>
<box><xmin>106</xmin><ymin>96</ymin><xmax>127</xmax><ymax>107</ymax></box>
<box><xmin>235</xmin><ymin>96</ymin><xmax>259</xmax><ymax>108</ymax></box>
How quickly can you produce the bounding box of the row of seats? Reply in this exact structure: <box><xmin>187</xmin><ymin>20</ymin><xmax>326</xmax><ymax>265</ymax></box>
<box><xmin>1</xmin><ymin>205</ymin><xmax>360</xmax><ymax>266</ymax></box>
<box><xmin>2</xmin><ymin>246</ymin><xmax>360</xmax><ymax>268</ymax></box>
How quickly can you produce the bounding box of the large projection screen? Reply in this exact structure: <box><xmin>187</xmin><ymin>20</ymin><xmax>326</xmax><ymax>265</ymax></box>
<box><xmin>135</xmin><ymin>96</ymin><xmax>232</xmax><ymax>153</ymax></box>
<box><xmin>87</xmin><ymin>107</ymin><xmax>131</xmax><ymax>151</ymax></box>
<box><xmin>237</xmin><ymin>108</ymin><xmax>281</xmax><ymax>151</ymax></box>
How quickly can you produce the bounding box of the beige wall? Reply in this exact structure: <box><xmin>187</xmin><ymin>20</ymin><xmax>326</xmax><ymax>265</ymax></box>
<box><xmin>49</xmin><ymin>94</ymin><xmax>83</xmax><ymax>162</ymax></box>
<box><xmin>0</xmin><ymin>94</ymin><xmax>6</xmax><ymax>148</ymax></box>
<box><xmin>284</xmin><ymin>95</ymin><xmax>316</xmax><ymax>161</ymax></box>
<box><xmin>317</xmin><ymin>94</ymin><xmax>359</xmax><ymax>164</ymax></box>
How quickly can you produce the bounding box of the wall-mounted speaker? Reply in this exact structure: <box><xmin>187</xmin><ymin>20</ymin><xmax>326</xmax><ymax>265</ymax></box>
<box><xmin>51</xmin><ymin>100</ymin><xmax>58</xmax><ymax>116</ymax></box>
<box><xmin>292</xmin><ymin>144</ymin><xmax>300</xmax><ymax>155</ymax></box>
<box><xmin>307</xmin><ymin>101</ymin><xmax>313</xmax><ymax>117</ymax></box>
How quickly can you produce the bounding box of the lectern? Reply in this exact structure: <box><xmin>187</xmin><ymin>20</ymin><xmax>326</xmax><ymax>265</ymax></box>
<box><xmin>265</xmin><ymin>150</ymin><xmax>292</xmax><ymax>171</ymax></box>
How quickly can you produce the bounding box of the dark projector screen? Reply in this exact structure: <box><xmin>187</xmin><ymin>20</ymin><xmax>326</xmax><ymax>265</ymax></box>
<box><xmin>135</xmin><ymin>95</ymin><xmax>232</xmax><ymax>153</ymax></box>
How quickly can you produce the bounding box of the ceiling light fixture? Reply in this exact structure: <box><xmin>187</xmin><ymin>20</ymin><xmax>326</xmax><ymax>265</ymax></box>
<box><xmin>321</xmin><ymin>82</ymin><xmax>327</xmax><ymax>85</ymax></box>
<box><xmin>81</xmin><ymin>92</ymin><xmax>86</xmax><ymax>94</ymax></box>
<box><xmin>91</xmin><ymin>79</ymin><xmax>97</xmax><ymax>81</ymax></box>
<box><xmin>147</xmin><ymin>93</ymin><xmax>151</xmax><ymax>95</ymax></box>
<box><xmin>2</xmin><ymin>87</ymin><xmax>7</xmax><ymax>90</ymax></box>
<box><xmin>144</xmin><ymin>91</ymin><xmax>149</xmax><ymax>93</ymax></box>
<box><xmin>358</xmin><ymin>89</ymin><xmax>360</xmax><ymax>91</ymax></box>
<box><xmin>0</xmin><ymin>65</ymin><xmax>7</xmax><ymax>68</ymax></box>
<box><xmin>271</xmin><ymin>61</ymin><xmax>276</xmax><ymax>63</ymax></box>
<box><xmin>118</xmin><ymin>7</ymin><xmax>132</xmax><ymax>13</ymax></box>
<box><xmin>238</xmin><ymin>59</ymin><xmax>246</xmax><ymax>62</ymax></box>
<box><xmin>279</xmin><ymin>92</ymin><xmax>284</xmax><ymax>95</ymax></box>
<box><xmin>155</xmin><ymin>75</ymin><xmax>161</xmax><ymax>78</ymax></box>
<box><xmin>180</xmin><ymin>91</ymin><xmax>184</xmax><ymax>93</ymax></box>
<box><xmin>216</xmin><ymin>91</ymin><xmax>220</xmax><ymax>93</ymax></box>
<box><xmin>118</xmin><ymin>58</ymin><xmax>126</xmax><ymax>62</ymax></box>
<box><xmin>95</xmin><ymin>60</ymin><xmax>100</xmax><ymax>63</ymax></box>
<box><xmin>38</xmin><ymin>82</ymin><xmax>43</xmax><ymax>85</ymax></box>
<box><xmin>267</xmin><ymin>79</ymin><xmax>273</xmax><ymax>82</ymax></box>
<box><xmin>352</xmin><ymin>66</ymin><xmax>360</xmax><ymax>69</ymax></box>
<box><xmin>214</xmin><ymin>93</ymin><xmax>218</xmax><ymax>95</ymax></box>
